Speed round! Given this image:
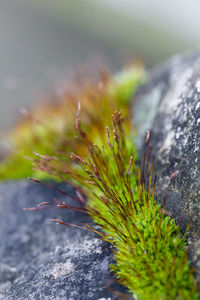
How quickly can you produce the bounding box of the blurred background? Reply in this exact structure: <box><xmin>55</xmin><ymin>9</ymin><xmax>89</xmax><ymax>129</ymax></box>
<box><xmin>1</xmin><ymin>0</ymin><xmax>200</xmax><ymax>132</ymax></box>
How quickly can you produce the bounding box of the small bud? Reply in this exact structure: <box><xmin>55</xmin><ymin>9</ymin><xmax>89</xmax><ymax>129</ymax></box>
<box><xmin>145</xmin><ymin>130</ymin><xmax>150</xmax><ymax>145</ymax></box>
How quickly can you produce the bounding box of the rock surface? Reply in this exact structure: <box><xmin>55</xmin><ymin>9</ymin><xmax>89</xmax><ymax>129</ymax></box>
<box><xmin>0</xmin><ymin>181</ymin><xmax>126</xmax><ymax>300</ymax></box>
<box><xmin>133</xmin><ymin>51</ymin><xmax>200</xmax><ymax>282</ymax></box>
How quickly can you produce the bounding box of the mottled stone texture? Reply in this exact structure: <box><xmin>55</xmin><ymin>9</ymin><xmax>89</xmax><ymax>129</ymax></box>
<box><xmin>0</xmin><ymin>181</ymin><xmax>125</xmax><ymax>300</ymax></box>
<box><xmin>133</xmin><ymin>51</ymin><xmax>200</xmax><ymax>282</ymax></box>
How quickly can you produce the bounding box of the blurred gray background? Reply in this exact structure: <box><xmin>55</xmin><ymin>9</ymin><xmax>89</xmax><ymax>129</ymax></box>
<box><xmin>1</xmin><ymin>0</ymin><xmax>200</xmax><ymax>132</ymax></box>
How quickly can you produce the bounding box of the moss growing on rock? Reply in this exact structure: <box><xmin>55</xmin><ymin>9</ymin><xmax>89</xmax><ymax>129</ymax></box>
<box><xmin>1</xmin><ymin>62</ymin><xmax>198</xmax><ymax>299</ymax></box>
<box><xmin>35</xmin><ymin>109</ymin><xmax>198</xmax><ymax>299</ymax></box>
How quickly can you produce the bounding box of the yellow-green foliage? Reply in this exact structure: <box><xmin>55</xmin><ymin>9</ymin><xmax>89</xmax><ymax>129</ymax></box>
<box><xmin>0</xmin><ymin>65</ymin><xmax>143</xmax><ymax>180</ymax></box>
<box><xmin>33</xmin><ymin>110</ymin><xmax>198</xmax><ymax>299</ymax></box>
<box><xmin>74</xmin><ymin>118</ymin><xmax>198</xmax><ymax>299</ymax></box>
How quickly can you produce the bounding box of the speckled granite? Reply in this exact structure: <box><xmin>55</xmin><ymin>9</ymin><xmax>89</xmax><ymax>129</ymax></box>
<box><xmin>0</xmin><ymin>181</ymin><xmax>126</xmax><ymax>300</ymax></box>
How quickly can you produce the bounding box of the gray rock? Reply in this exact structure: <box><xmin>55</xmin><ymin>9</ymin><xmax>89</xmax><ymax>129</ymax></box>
<box><xmin>133</xmin><ymin>51</ymin><xmax>200</xmax><ymax>282</ymax></box>
<box><xmin>0</xmin><ymin>181</ymin><xmax>126</xmax><ymax>300</ymax></box>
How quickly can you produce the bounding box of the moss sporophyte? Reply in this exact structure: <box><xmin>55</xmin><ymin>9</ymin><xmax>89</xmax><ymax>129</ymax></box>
<box><xmin>1</xmin><ymin>64</ymin><xmax>198</xmax><ymax>299</ymax></box>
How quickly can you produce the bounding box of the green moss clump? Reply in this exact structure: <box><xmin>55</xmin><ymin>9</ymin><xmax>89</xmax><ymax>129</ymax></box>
<box><xmin>35</xmin><ymin>110</ymin><xmax>198</xmax><ymax>299</ymax></box>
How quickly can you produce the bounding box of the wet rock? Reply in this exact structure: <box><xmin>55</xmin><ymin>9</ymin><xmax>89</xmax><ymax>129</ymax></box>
<box><xmin>0</xmin><ymin>181</ymin><xmax>125</xmax><ymax>300</ymax></box>
<box><xmin>133</xmin><ymin>51</ymin><xmax>200</xmax><ymax>282</ymax></box>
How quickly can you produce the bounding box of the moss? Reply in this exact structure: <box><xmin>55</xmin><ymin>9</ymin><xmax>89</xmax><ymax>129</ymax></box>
<box><xmin>31</xmin><ymin>99</ymin><xmax>198</xmax><ymax>299</ymax></box>
<box><xmin>52</xmin><ymin>112</ymin><xmax>197</xmax><ymax>300</ymax></box>
<box><xmin>0</xmin><ymin>65</ymin><xmax>143</xmax><ymax>181</ymax></box>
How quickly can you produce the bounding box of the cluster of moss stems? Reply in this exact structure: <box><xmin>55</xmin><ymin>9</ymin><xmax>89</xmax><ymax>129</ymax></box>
<box><xmin>31</xmin><ymin>108</ymin><xmax>198</xmax><ymax>300</ymax></box>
